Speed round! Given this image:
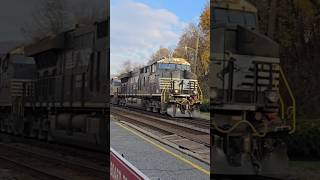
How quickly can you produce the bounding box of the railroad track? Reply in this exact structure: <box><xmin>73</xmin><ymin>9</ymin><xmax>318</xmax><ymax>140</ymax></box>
<box><xmin>0</xmin><ymin>132</ymin><xmax>106</xmax><ymax>166</ymax></box>
<box><xmin>111</xmin><ymin>107</ymin><xmax>210</xmax><ymax>144</ymax></box>
<box><xmin>111</xmin><ymin>106</ymin><xmax>210</xmax><ymax>164</ymax></box>
<box><xmin>111</xmin><ymin>105</ymin><xmax>210</xmax><ymax>129</ymax></box>
<box><xmin>0</xmin><ymin>143</ymin><xmax>107</xmax><ymax>180</ymax></box>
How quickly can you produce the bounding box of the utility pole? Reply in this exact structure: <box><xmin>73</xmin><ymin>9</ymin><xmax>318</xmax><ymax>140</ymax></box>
<box><xmin>195</xmin><ymin>29</ymin><xmax>200</xmax><ymax>75</ymax></box>
<box><xmin>184</xmin><ymin>31</ymin><xmax>199</xmax><ymax>74</ymax></box>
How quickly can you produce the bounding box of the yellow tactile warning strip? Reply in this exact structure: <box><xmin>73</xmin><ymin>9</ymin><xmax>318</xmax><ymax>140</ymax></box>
<box><xmin>115</xmin><ymin>122</ymin><xmax>210</xmax><ymax>176</ymax></box>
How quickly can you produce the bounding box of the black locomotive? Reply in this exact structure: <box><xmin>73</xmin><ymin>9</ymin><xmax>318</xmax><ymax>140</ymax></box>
<box><xmin>111</xmin><ymin>57</ymin><xmax>203</xmax><ymax>118</ymax></box>
<box><xmin>0</xmin><ymin>19</ymin><xmax>109</xmax><ymax>151</ymax></box>
<box><xmin>210</xmin><ymin>0</ymin><xmax>296</xmax><ymax>177</ymax></box>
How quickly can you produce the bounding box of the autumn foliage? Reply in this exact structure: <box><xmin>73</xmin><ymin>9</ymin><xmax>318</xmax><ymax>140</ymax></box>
<box><xmin>248</xmin><ymin>0</ymin><xmax>320</xmax><ymax>116</ymax></box>
<box><xmin>247</xmin><ymin>0</ymin><xmax>320</xmax><ymax>160</ymax></box>
<box><xmin>150</xmin><ymin>2</ymin><xmax>210</xmax><ymax>98</ymax></box>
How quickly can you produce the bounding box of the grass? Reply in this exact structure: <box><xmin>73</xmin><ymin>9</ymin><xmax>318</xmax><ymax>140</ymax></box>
<box><xmin>289</xmin><ymin>161</ymin><xmax>320</xmax><ymax>172</ymax></box>
<box><xmin>286</xmin><ymin>117</ymin><xmax>320</xmax><ymax>160</ymax></box>
<box><xmin>195</xmin><ymin>111</ymin><xmax>210</xmax><ymax>120</ymax></box>
<box><xmin>200</xmin><ymin>111</ymin><xmax>210</xmax><ymax>117</ymax></box>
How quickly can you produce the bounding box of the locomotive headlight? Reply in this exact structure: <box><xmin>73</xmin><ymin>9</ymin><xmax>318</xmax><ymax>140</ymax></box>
<box><xmin>174</xmin><ymin>89</ymin><xmax>179</xmax><ymax>94</ymax></box>
<box><xmin>265</xmin><ymin>91</ymin><xmax>279</xmax><ymax>103</ymax></box>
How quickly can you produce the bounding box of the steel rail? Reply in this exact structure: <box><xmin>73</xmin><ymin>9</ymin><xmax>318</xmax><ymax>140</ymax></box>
<box><xmin>0</xmin><ymin>156</ymin><xmax>67</xmax><ymax>180</ymax></box>
<box><xmin>0</xmin><ymin>143</ymin><xmax>106</xmax><ymax>180</ymax></box>
<box><xmin>111</xmin><ymin>107</ymin><xmax>210</xmax><ymax>146</ymax></box>
<box><xmin>111</xmin><ymin>105</ymin><xmax>210</xmax><ymax>129</ymax></box>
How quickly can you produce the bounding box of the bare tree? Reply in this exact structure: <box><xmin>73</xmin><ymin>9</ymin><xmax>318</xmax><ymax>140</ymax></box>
<box><xmin>148</xmin><ymin>47</ymin><xmax>171</xmax><ymax>64</ymax></box>
<box><xmin>175</xmin><ymin>23</ymin><xmax>199</xmax><ymax>60</ymax></box>
<box><xmin>267</xmin><ymin>0</ymin><xmax>278</xmax><ymax>38</ymax></box>
<box><xmin>173</xmin><ymin>4</ymin><xmax>210</xmax><ymax>98</ymax></box>
<box><xmin>121</xmin><ymin>60</ymin><xmax>133</xmax><ymax>74</ymax></box>
<box><xmin>21</xmin><ymin>0</ymin><xmax>70</xmax><ymax>41</ymax></box>
<box><xmin>21</xmin><ymin>0</ymin><xmax>106</xmax><ymax>42</ymax></box>
<box><xmin>118</xmin><ymin>60</ymin><xmax>144</xmax><ymax>75</ymax></box>
<box><xmin>72</xmin><ymin>0</ymin><xmax>106</xmax><ymax>25</ymax></box>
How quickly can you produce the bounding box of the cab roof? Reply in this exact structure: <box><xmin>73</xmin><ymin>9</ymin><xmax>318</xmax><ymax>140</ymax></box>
<box><xmin>156</xmin><ymin>58</ymin><xmax>190</xmax><ymax>65</ymax></box>
<box><xmin>212</xmin><ymin>0</ymin><xmax>257</xmax><ymax>13</ymax></box>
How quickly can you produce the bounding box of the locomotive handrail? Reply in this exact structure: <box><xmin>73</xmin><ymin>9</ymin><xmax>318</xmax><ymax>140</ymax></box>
<box><xmin>278</xmin><ymin>89</ymin><xmax>285</xmax><ymax>120</ymax></box>
<box><xmin>287</xmin><ymin>106</ymin><xmax>294</xmax><ymax>117</ymax></box>
<box><xmin>279</xmin><ymin>66</ymin><xmax>296</xmax><ymax>134</ymax></box>
<box><xmin>161</xmin><ymin>83</ymin><xmax>170</xmax><ymax>103</ymax></box>
<box><xmin>212</xmin><ymin>119</ymin><xmax>268</xmax><ymax>137</ymax></box>
<box><xmin>197</xmin><ymin>81</ymin><xmax>204</xmax><ymax>104</ymax></box>
<box><xmin>177</xmin><ymin>98</ymin><xmax>191</xmax><ymax>105</ymax></box>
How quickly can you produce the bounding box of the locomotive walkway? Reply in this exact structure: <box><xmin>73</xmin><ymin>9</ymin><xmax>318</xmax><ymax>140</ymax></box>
<box><xmin>110</xmin><ymin>118</ymin><xmax>210</xmax><ymax>180</ymax></box>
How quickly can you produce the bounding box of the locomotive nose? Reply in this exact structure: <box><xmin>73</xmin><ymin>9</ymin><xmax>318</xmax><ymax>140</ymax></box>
<box><xmin>183</xmin><ymin>70</ymin><xmax>197</xmax><ymax>79</ymax></box>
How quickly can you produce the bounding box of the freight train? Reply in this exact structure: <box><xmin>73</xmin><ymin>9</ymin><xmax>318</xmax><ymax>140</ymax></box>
<box><xmin>210</xmin><ymin>0</ymin><xmax>296</xmax><ymax>178</ymax></box>
<box><xmin>0</xmin><ymin>19</ymin><xmax>109</xmax><ymax>151</ymax></box>
<box><xmin>111</xmin><ymin>57</ymin><xmax>203</xmax><ymax>118</ymax></box>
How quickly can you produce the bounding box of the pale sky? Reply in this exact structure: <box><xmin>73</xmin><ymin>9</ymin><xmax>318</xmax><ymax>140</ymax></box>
<box><xmin>110</xmin><ymin>0</ymin><xmax>207</xmax><ymax>75</ymax></box>
<box><xmin>0</xmin><ymin>0</ymin><xmax>106</xmax><ymax>43</ymax></box>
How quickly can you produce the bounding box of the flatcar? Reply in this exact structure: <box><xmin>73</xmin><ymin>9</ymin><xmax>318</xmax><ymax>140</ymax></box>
<box><xmin>111</xmin><ymin>57</ymin><xmax>203</xmax><ymax>118</ymax></box>
<box><xmin>0</xmin><ymin>19</ymin><xmax>109</xmax><ymax>151</ymax></box>
<box><xmin>210</xmin><ymin>0</ymin><xmax>296</xmax><ymax>177</ymax></box>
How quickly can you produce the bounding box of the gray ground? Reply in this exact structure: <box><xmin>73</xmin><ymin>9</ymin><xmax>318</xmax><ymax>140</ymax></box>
<box><xmin>110</xmin><ymin>117</ymin><xmax>210</xmax><ymax>180</ymax></box>
<box><xmin>0</xmin><ymin>169</ymin><xmax>16</xmax><ymax>180</ymax></box>
<box><xmin>0</xmin><ymin>166</ymin><xmax>39</xmax><ymax>180</ymax></box>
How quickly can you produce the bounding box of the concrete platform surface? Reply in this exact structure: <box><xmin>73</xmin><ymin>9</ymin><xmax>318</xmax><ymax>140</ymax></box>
<box><xmin>110</xmin><ymin>117</ymin><xmax>210</xmax><ymax>180</ymax></box>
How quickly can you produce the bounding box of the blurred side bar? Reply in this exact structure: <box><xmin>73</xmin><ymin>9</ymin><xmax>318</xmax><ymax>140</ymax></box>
<box><xmin>110</xmin><ymin>147</ymin><xmax>150</xmax><ymax>180</ymax></box>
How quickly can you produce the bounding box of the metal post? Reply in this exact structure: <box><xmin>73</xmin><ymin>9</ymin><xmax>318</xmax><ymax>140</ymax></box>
<box><xmin>195</xmin><ymin>29</ymin><xmax>199</xmax><ymax>75</ymax></box>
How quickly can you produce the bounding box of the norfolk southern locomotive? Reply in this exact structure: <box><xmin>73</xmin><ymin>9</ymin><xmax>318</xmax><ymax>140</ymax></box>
<box><xmin>0</xmin><ymin>19</ymin><xmax>109</xmax><ymax>151</ymax></box>
<box><xmin>210</xmin><ymin>0</ymin><xmax>296</xmax><ymax>177</ymax></box>
<box><xmin>111</xmin><ymin>58</ymin><xmax>203</xmax><ymax>118</ymax></box>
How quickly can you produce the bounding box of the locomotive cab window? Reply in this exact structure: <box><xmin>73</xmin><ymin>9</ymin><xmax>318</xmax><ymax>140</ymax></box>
<box><xmin>151</xmin><ymin>63</ymin><xmax>156</xmax><ymax>73</ymax></box>
<box><xmin>214</xmin><ymin>8</ymin><xmax>228</xmax><ymax>25</ymax></box>
<box><xmin>213</xmin><ymin>8</ymin><xmax>257</xmax><ymax>28</ymax></box>
<box><xmin>176</xmin><ymin>64</ymin><xmax>191</xmax><ymax>71</ymax></box>
<box><xmin>158</xmin><ymin>63</ymin><xmax>190</xmax><ymax>71</ymax></box>
<box><xmin>228</xmin><ymin>10</ymin><xmax>244</xmax><ymax>24</ymax></box>
<box><xmin>244</xmin><ymin>13</ymin><xmax>256</xmax><ymax>27</ymax></box>
<box><xmin>158</xmin><ymin>63</ymin><xmax>176</xmax><ymax>70</ymax></box>
<box><xmin>113</xmin><ymin>81</ymin><xmax>121</xmax><ymax>86</ymax></box>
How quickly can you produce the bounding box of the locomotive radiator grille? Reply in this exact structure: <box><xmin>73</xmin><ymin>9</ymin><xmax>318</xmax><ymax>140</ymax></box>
<box><xmin>244</xmin><ymin>63</ymin><xmax>280</xmax><ymax>91</ymax></box>
<box><xmin>11</xmin><ymin>80</ymin><xmax>34</xmax><ymax>97</ymax></box>
<box><xmin>233</xmin><ymin>63</ymin><xmax>281</xmax><ymax>104</ymax></box>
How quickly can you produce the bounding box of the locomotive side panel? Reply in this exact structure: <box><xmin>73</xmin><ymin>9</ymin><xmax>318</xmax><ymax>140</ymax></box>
<box><xmin>21</xmin><ymin>20</ymin><xmax>109</xmax><ymax>150</ymax></box>
<box><xmin>67</xmin><ymin>30</ymin><xmax>94</xmax><ymax>106</ymax></box>
<box><xmin>0</xmin><ymin>55</ymin><xmax>13</xmax><ymax>106</ymax></box>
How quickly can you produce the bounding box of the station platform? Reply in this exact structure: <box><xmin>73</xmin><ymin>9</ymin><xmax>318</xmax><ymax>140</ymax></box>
<box><xmin>110</xmin><ymin>116</ymin><xmax>210</xmax><ymax>180</ymax></box>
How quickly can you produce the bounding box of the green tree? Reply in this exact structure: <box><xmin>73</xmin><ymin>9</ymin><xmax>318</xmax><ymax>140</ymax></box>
<box><xmin>249</xmin><ymin>0</ymin><xmax>320</xmax><ymax>116</ymax></box>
